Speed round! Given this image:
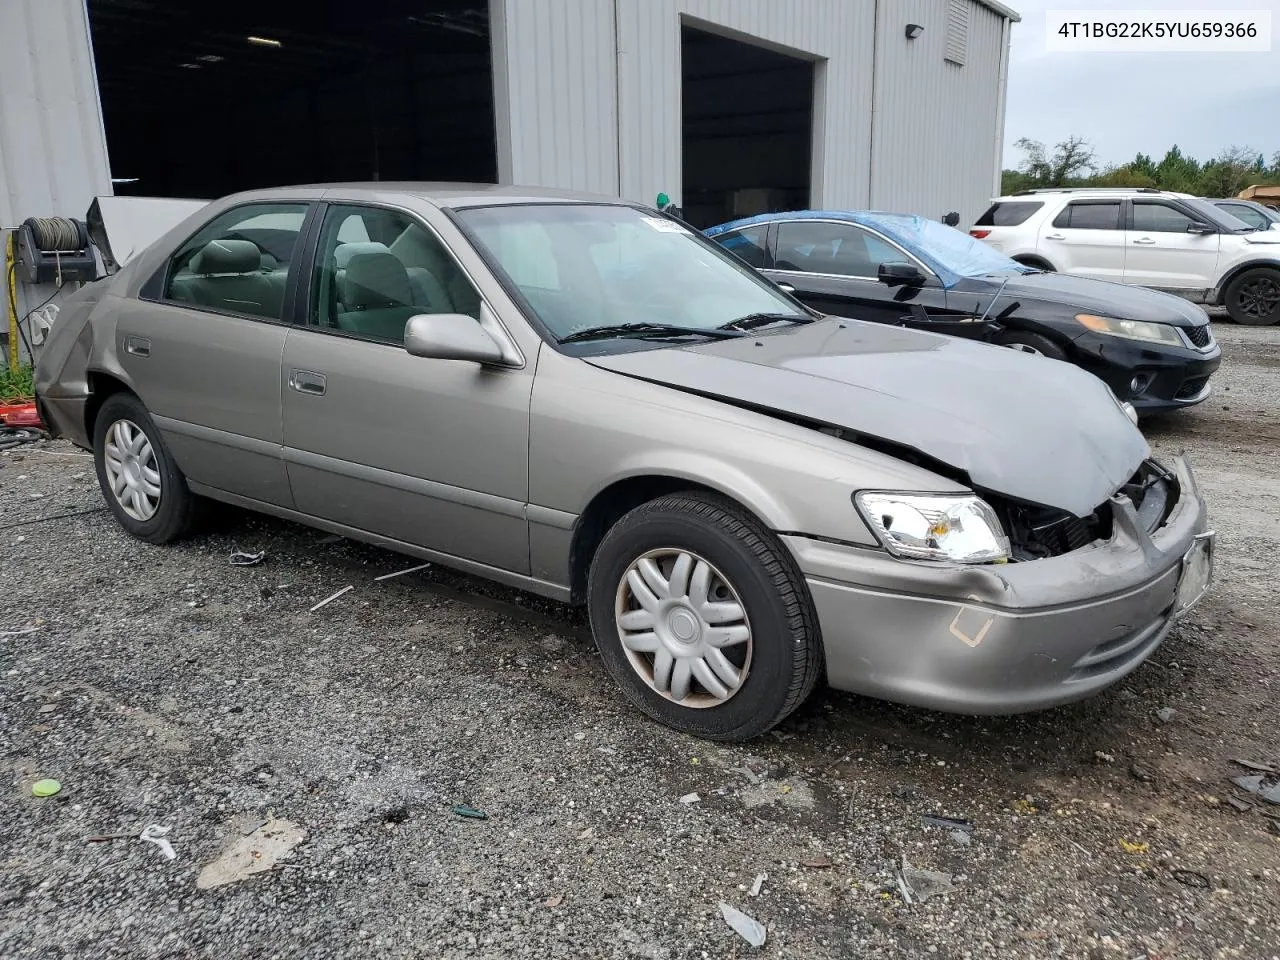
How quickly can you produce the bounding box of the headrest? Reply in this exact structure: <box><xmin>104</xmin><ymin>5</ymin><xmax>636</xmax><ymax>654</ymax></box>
<box><xmin>334</xmin><ymin>241</ymin><xmax>390</xmax><ymax>269</ymax></box>
<box><xmin>189</xmin><ymin>238</ymin><xmax>260</xmax><ymax>275</ymax></box>
<box><xmin>342</xmin><ymin>252</ymin><xmax>412</xmax><ymax>309</ymax></box>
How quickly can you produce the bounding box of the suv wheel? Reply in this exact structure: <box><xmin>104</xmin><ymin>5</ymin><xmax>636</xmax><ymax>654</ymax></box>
<box><xmin>587</xmin><ymin>492</ymin><xmax>822</xmax><ymax>741</ymax></box>
<box><xmin>1225</xmin><ymin>267</ymin><xmax>1280</xmax><ymax>326</ymax></box>
<box><xmin>93</xmin><ymin>393</ymin><xmax>198</xmax><ymax>544</ymax></box>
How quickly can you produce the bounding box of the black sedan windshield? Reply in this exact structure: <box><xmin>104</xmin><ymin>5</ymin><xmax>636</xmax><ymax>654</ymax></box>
<box><xmin>457</xmin><ymin>204</ymin><xmax>806</xmax><ymax>341</ymax></box>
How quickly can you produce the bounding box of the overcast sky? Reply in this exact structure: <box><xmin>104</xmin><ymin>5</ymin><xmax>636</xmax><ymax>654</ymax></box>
<box><xmin>1002</xmin><ymin>0</ymin><xmax>1280</xmax><ymax>170</ymax></box>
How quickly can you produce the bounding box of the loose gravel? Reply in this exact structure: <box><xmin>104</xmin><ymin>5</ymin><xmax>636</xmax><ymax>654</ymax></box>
<box><xmin>2</xmin><ymin>323</ymin><xmax>1278</xmax><ymax>959</ymax></box>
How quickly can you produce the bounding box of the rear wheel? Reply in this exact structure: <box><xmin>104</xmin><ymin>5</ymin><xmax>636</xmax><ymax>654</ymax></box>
<box><xmin>587</xmin><ymin>492</ymin><xmax>821</xmax><ymax>741</ymax></box>
<box><xmin>93</xmin><ymin>393</ymin><xmax>197</xmax><ymax>544</ymax></box>
<box><xmin>996</xmin><ymin>330</ymin><xmax>1068</xmax><ymax>361</ymax></box>
<box><xmin>1225</xmin><ymin>267</ymin><xmax>1280</xmax><ymax>326</ymax></box>
<box><xmin>1013</xmin><ymin>256</ymin><xmax>1054</xmax><ymax>272</ymax></box>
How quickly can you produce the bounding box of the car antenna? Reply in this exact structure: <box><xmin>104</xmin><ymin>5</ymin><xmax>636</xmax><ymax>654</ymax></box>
<box><xmin>976</xmin><ymin>275</ymin><xmax>1013</xmax><ymax>325</ymax></box>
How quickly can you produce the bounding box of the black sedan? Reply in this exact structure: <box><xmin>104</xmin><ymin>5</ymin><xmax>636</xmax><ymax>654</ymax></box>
<box><xmin>704</xmin><ymin>211</ymin><xmax>1221</xmax><ymax>414</ymax></box>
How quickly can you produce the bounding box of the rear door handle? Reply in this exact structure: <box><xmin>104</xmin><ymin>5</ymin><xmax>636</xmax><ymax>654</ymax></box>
<box><xmin>124</xmin><ymin>336</ymin><xmax>151</xmax><ymax>358</ymax></box>
<box><xmin>1043</xmin><ymin>233</ymin><xmax>1066</xmax><ymax>241</ymax></box>
<box><xmin>289</xmin><ymin>369</ymin><xmax>327</xmax><ymax>396</ymax></box>
<box><xmin>776</xmin><ymin>282</ymin><xmax>796</xmax><ymax>294</ymax></box>
<box><xmin>1133</xmin><ymin>237</ymin><xmax>1156</xmax><ymax>244</ymax></box>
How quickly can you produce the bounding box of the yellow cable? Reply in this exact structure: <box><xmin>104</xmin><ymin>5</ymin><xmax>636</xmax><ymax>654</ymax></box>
<box><xmin>5</xmin><ymin>232</ymin><xmax>18</xmax><ymax>369</ymax></box>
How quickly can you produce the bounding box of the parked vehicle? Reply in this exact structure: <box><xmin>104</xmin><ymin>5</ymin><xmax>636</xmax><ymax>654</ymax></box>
<box><xmin>1206</xmin><ymin>197</ymin><xmax>1280</xmax><ymax>233</ymax></box>
<box><xmin>971</xmin><ymin>188</ymin><xmax>1280</xmax><ymax>326</ymax></box>
<box><xmin>35</xmin><ymin>184</ymin><xmax>1213</xmax><ymax>741</ymax></box>
<box><xmin>705</xmin><ymin>210</ymin><xmax>1220</xmax><ymax>414</ymax></box>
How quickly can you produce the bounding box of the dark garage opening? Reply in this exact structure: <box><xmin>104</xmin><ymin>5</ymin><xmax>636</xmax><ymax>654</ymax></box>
<box><xmin>88</xmin><ymin>0</ymin><xmax>497</xmax><ymax>199</ymax></box>
<box><xmin>680</xmin><ymin>25</ymin><xmax>814</xmax><ymax>229</ymax></box>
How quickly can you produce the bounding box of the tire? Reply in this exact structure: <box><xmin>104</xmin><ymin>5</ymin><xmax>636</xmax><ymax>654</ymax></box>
<box><xmin>996</xmin><ymin>330</ymin><xmax>1068</xmax><ymax>361</ymax></box>
<box><xmin>587</xmin><ymin>492</ymin><xmax>822</xmax><ymax>741</ymax></box>
<box><xmin>93</xmin><ymin>392</ymin><xmax>197</xmax><ymax>544</ymax></box>
<box><xmin>1224</xmin><ymin>267</ymin><xmax>1280</xmax><ymax>326</ymax></box>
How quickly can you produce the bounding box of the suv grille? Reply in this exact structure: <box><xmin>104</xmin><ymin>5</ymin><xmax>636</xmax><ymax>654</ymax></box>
<box><xmin>1184</xmin><ymin>324</ymin><xmax>1212</xmax><ymax>348</ymax></box>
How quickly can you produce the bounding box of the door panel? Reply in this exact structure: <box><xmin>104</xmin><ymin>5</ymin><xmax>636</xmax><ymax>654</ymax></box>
<box><xmin>1038</xmin><ymin>200</ymin><xmax>1125</xmax><ymax>281</ymax></box>
<box><xmin>116</xmin><ymin>300</ymin><xmax>291</xmax><ymax>506</ymax></box>
<box><xmin>1122</xmin><ymin>201</ymin><xmax>1221</xmax><ymax>290</ymax></box>
<box><xmin>280</xmin><ymin>330</ymin><xmax>534</xmax><ymax>572</ymax></box>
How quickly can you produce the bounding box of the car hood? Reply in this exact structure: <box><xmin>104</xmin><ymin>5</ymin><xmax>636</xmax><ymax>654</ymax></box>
<box><xmin>1242</xmin><ymin>229</ymin><xmax>1280</xmax><ymax>243</ymax></box>
<box><xmin>584</xmin><ymin>319</ymin><xmax>1149</xmax><ymax>517</ymax></box>
<box><xmin>956</xmin><ymin>272</ymin><xmax>1208</xmax><ymax>326</ymax></box>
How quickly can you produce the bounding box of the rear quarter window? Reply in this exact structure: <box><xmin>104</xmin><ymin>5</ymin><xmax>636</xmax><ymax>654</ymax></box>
<box><xmin>974</xmin><ymin>202</ymin><xmax>1043</xmax><ymax>227</ymax></box>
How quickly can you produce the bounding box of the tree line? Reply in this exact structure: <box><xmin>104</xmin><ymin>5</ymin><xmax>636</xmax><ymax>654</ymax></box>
<box><xmin>1002</xmin><ymin>136</ymin><xmax>1280</xmax><ymax>197</ymax></box>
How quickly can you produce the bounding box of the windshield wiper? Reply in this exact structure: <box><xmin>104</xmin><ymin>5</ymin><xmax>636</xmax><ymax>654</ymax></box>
<box><xmin>558</xmin><ymin>322</ymin><xmax>745</xmax><ymax>344</ymax></box>
<box><xmin>717</xmin><ymin>312</ymin><xmax>815</xmax><ymax>332</ymax></box>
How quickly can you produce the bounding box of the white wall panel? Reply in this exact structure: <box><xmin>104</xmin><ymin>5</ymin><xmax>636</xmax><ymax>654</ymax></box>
<box><xmin>869</xmin><ymin>0</ymin><xmax>1010</xmax><ymax>227</ymax></box>
<box><xmin>0</xmin><ymin>0</ymin><xmax>111</xmax><ymax>226</ymax></box>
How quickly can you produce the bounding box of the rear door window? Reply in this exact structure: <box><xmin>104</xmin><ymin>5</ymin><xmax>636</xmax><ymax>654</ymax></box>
<box><xmin>712</xmin><ymin>225</ymin><xmax>769</xmax><ymax>267</ymax></box>
<box><xmin>974</xmin><ymin>201</ymin><xmax>1043</xmax><ymax>227</ymax></box>
<box><xmin>1051</xmin><ymin>201</ymin><xmax>1122</xmax><ymax>230</ymax></box>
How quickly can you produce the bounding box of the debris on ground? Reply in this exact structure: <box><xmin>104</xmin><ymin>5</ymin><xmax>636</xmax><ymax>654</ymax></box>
<box><xmin>950</xmin><ymin>830</ymin><xmax>973</xmax><ymax>847</ymax></box>
<box><xmin>1131</xmin><ymin>764</ymin><xmax>1155</xmax><ymax>783</ymax></box>
<box><xmin>373</xmin><ymin>562</ymin><xmax>431</xmax><ymax>582</ymax></box>
<box><xmin>1157</xmin><ymin>707</ymin><xmax>1177</xmax><ymax>724</ymax></box>
<box><xmin>1094</xmin><ymin>750</ymin><xmax>1116</xmax><ymax>764</ymax></box>
<box><xmin>229</xmin><ymin>550</ymin><xmax>266</xmax><ymax>566</ymax></box>
<box><xmin>451</xmin><ymin>805</ymin><xmax>487</xmax><ymax>819</ymax></box>
<box><xmin>1</xmin><ymin>625</ymin><xmax>43</xmax><ymax>637</ymax></box>
<box><xmin>921</xmin><ymin>814</ymin><xmax>974</xmax><ymax>834</ymax></box>
<box><xmin>195</xmin><ymin>818</ymin><xmax>306</xmax><ymax>890</ymax></box>
<box><xmin>309</xmin><ymin>585</ymin><xmax>353</xmax><ymax>612</ymax></box>
<box><xmin>1231</xmin><ymin>775</ymin><xmax>1280</xmax><ymax>805</ymax></box>
<box><xmin>801</xmin><ymin>853</ymin><xmax>832</xmax><ymax>869</ymax></box>
<box><xmin>718</xmin><ymin>901</ymin><xmax>766</xmax><ymax>947</ymax></box>
<box><xmin>1231</xmin><ymin>758</ymin><xmax>1279</xmax><ymax>774</ymax></box>
<box><xmin>1226</xmin><ymin>796</ymin><xmax>1254</xmax><ymax>813</ymax></box>
<box><xmin>31</xmin><ymin>779</ymin><xmax>61</xmax><ymax>798</ymax></box>
<box><xmin>749</xmin><ymin>873</ymin><xmax>766</xmax><ymax>897</ymax></box>
<box><xmin>900</xmin><ymin>858</ymin><xmax>956</xmax><ymax>903</ymax></box>
<box><xmin>1120</xmin><ymin>839</ymin><xmax>1150</xmax><ymax>854</ymax></box>
<box><xmin>543</xmin><ymin>895</ymin><xmax>563</xmax><ymax>908</ymax></box>
<box><xmin>140</xmin><ymin>824</ymin><xmax>177</xmax><ymax>861</ymax></box>
<box><xmin>1171</xmin><ymin>869</ymin><xmax>1211</xmax><ymax>889</ymax></box>
<box><xmin>679</xmin><ymin>792</ymin><xmax>700</xmax><ymax>804</ymax></box>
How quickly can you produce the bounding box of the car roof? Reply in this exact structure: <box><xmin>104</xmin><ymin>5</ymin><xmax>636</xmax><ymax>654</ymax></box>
<box><xmin>986</xmin><ymin>189</ymin><xmax>1196</xmax><ymax>202</ymax></box>
<box><xmin>209</xmin><ymin>182</ymin><xmax>639</xmax><ymax>210</ymax></box>
<box><xmin>704</xmin><ymin>209</ymin><xmax>927</xmax><ymax>237</ymax></box>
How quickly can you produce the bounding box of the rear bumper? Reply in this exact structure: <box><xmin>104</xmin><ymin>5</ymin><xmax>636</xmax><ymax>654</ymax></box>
<box><xmin>787</xmin><ymin>455</ymin><xmax>1211</xmax><ymax>714</ymax></box>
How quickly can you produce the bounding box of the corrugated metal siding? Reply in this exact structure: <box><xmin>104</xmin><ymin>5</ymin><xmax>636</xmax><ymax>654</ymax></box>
<box><xmin>869</xmin><ymin>0</ymin><xmax>1006</xmax><ymax>228</ymax></box>
<box><xmin>496</xmin><ymin>0</ymin><xmax>876</xmax><ymax>208</ymax></box>
<box><xmin>491</xmin><ymin>0</ymin><xmax>619</xmax><ymax>194</ymax></box>
<box><xmin>0</xmin><ymin>0</ymin><xmax>111</xmax><ymax>226</ymax></box>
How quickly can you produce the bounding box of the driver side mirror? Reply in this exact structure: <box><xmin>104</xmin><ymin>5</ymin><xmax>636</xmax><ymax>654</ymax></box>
<box><xmin>404</xmin><ymin>313</ymin><xmax>507</xmax><ymax>365</ymax></box>
<box><xmin>878</xmin><ymin>261</ymin><xmax>926</xmax><ymax>287</ymax></box>
<box><xmin>942</xmin><ymin>212</ymin><xmax>960</xmax><ymax>227</ymax></box>
<box><xmin>1185</xmin><ymin>221</ymin><xmax>1216</xmax><ymax>235</ymax></box>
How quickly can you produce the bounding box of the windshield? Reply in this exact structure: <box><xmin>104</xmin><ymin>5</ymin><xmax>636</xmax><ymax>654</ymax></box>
<box><xmin>456</xmin><ymin>204</ymin><xmax>806</xmax><ymax>342</ymax></box>
<box><xmin>871</xmin><ymin>215</ymin><xmax>1033</xmax><ymax>281</ymax></box>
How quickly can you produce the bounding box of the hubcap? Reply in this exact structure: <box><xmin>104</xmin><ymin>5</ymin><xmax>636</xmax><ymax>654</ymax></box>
<box><xmin>1239</xmin><ymin>277</ymin><xmax>1280</xmax><ymax>318</ymax></box>
<box><xmin>102</xmin><ymin>418</ymin><xmax>162</xmax><ymax>521</ymax></box>
<box><xmin>614</xmin><ymin>549</ymin><xmax>753</xmax><ymax>708</ymax></box>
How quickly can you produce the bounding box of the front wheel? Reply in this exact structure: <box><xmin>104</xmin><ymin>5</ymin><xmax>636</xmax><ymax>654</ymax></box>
<box><xmin>587</xmin><ymin>492</ymin><xmax>822</xmax><ymax>741</ymax></box>
<box><xmin>996</xmin><ymin>330</ymin><xmax>1068</xmax><ymax>361</ymax></box>
<box><xmin>1224</xmin><ymin>268</ymin><xmax>1280</xmax><ymax>326</ymax></box>
<box><xmin>93</xmin><ymin>392</ymin><xmax>197</xmax><ymax>544</ymax></box>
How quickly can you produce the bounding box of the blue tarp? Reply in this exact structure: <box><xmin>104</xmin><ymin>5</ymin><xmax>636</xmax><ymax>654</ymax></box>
<box><xmin>704</xmin><ymin>210</ymin><xmax>1034</xmax><ymax>289</ymax></box>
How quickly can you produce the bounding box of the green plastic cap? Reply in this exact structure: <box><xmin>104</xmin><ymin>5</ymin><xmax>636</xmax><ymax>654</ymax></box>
<box><xmin>32</xmin><ymin>779</ymin><xmax>62</xmax><ymax>797</ymax></box>
<box><xmin>656</xmin><ymin>192</ymin><xmax>670</xmax><ymax>208</ymax></box>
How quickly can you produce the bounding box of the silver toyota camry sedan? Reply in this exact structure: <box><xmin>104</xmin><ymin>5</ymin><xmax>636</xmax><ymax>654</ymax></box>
<box><xmin>35</xmin><ymin>184</ymin><xmax>1214</xmax><ymax>741</ymax></box>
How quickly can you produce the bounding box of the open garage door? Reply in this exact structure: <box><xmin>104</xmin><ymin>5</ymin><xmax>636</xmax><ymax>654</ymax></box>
<box><xmin>681</xmin><ymin>25</ymin><xmax>815</xmax><ymax>229</ymax></box>
<box><xmin>88</xmin><ymin>0</ymin><xmax>497</xmax><ymax>199</ymax></box>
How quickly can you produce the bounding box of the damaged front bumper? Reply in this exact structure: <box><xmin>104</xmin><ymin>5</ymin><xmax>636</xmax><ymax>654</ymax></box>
<box><xmin>788</xmin><ymin>455</ymin><xmax>1212</xmax><ymax>714</ymax></box>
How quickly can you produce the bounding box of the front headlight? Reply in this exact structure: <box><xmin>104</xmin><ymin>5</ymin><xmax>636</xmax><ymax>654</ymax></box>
<box><xmin>1075</xmin><ymin>313</ymin><xmax>1183</xmax><ymax>346</ymax></box>
<box><xmin>855</xmin><ymin>492</ymin><xmax>1010</xmax><ymax>564</ymax></box>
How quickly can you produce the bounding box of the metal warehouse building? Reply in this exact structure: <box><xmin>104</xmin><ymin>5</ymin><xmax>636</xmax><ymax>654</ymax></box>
<box><xmin>1</xmin><ymin>0</ymin><xmax>1017</xmax><ymax>231</ymax></box>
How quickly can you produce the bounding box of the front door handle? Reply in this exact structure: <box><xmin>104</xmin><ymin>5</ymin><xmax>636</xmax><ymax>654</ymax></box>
<box><xmin>777</xmin><ymin>282</ymin><xmax>797</xmax><ymax>294</ymax></box>
<box><xmin>289</xmin><ymin>369</ymin><xmax>327</xmax><ymax>396</ymax></box>
<box><xmin>1132</xmin><ymin>237</ymin><xmax>1156</xmax><ymax>244</ymax></box>
<box><xmin>124</xmin><ymin>336</ymin><xmax>151</xmax><ymax>358</ymax></box>
<box><xmin>1044</xmin><ymin>233</ymin><xmax>1066</xmax><ymax>241</ymax></box>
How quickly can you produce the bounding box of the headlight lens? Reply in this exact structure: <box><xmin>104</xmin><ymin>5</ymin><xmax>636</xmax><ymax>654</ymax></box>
<box><xmin>855</xmin><ymin>492</ymin><xmax>1011</xmax><ymax>564</ymax></box>
<box><xmin>1075</xmin><ymin>313</ymin><xmax>1183</xmax><ymax>346</ymax></box>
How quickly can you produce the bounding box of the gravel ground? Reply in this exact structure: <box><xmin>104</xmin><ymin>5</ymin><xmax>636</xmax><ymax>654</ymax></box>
<box><xmin>3</xmin><ymin>322</ymin><xmax>1279</xmax><ymax>960</ymax></box>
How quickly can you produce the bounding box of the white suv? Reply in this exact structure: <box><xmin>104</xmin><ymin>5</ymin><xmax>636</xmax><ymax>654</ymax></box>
<box><xmin>971</xmin><ymin>188</ymin><xmax>1280</xmax><ymax>326</ymax></box>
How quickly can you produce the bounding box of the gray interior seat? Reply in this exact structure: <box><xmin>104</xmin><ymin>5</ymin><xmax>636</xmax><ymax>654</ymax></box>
<box><xmin>170</xmin><ymin>239</ymin><xmax>283</xmax><ymax>318</ymax></box>
<box><xmin>335</xmin><ymin>252</ymin><xmax>419</xmax><ymax>341</ymax></box>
